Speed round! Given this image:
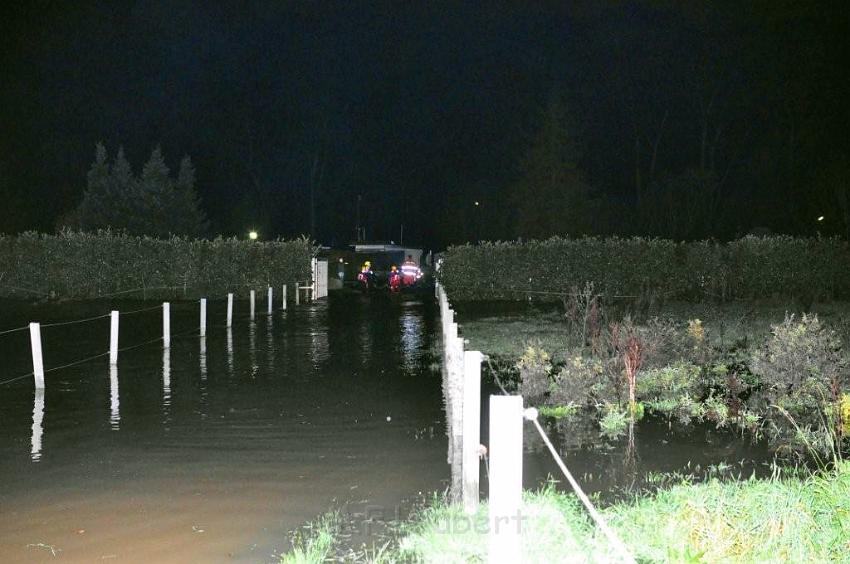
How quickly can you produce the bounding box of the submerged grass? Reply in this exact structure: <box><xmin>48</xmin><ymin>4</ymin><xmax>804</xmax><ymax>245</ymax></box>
<box><xmin>280</xmin><ymin>511</ymin><xmax>341</xmax><ymax>564</ymax></box>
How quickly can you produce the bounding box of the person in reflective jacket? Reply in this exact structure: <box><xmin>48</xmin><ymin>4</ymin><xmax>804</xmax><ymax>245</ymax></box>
<box><xmin>357</xmin><ymin>261</ymin><xmax>374</xmax><ymax>289</ymax></box>
<box><xmin>400</xmin><ymin>255</ymin><xmax>421</xmax><ymax>287</ymax></box>
<box><xmin>388</xmin><ymin>265</ymin><xmax>401</xmax><ymax>292</ymax></box>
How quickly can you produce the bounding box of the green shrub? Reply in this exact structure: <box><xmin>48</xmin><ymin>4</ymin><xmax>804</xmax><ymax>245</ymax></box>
<box><xmin>751</xmin><ymin>314</ymin><xmax>849</xmax><ymax>454</ymax></box>
<box><xmin>516</xmin><ymin>345</ymin><xmax>552</xmax><ymax>404</ymax></box>
<box><xmin>0</xmin><ymin>230</ymin><xmax>315</xmax><ymax>300</ymax></box>
<box><xmin>638</xmin><ymin>362</ymin><xmax>703</xmax><ymax>405</ymax></box>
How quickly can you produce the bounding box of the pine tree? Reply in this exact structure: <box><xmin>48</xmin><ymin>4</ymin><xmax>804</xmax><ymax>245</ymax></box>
<box><xmin>70</xmin><ymin>144</ymin><xmax>208</xmax><ymax>237</ymax></box>
<box><xmin>77</xmin><ymin>142</ymin><xmax>111</xmax><ymax>228</ymax></box>
<box><xmin>512</xmin><ymin>92</ymin><xmax>595</xmax><ymax>239</ymax></box>
<box><xmin>173</xmin><ymin>156</ymin><xmax>208</xmax><ymax>236</ymax></box>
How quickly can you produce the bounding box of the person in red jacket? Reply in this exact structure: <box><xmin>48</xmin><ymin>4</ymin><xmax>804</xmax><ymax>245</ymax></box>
<box><xmin>400</xmin><ymin>255</ymin><xmax>421</xmax><ymax>288</ymax></box>
<box><xmin>388</xmin><ymin>265</ymin><xmax>401</xmax><ymax>292</ymax></box>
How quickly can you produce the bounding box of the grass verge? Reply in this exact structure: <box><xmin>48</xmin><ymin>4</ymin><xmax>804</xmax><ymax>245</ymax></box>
<box><xmin>394</xmin><ymin>463</ymin><xmax>850</xmax><ymax>563</ymax></box>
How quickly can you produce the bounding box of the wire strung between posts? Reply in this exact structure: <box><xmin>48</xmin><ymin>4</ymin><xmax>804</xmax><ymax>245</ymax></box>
<box><xmin>527</xmin><ymin>414</ymin><xmax>637</xmax><ymax>564</ymax></box>
<box><xmin>0</xmin><ymin>372</ymin><xmax>35</xmax><ymax>386</ymax></box>
<box><xmin>0</xmin><ymin>327</ymin><xmax>201</xmax><ymax>387</ymax></box>
<box><xmin>121</xmin><ymin>304</ymin><xmax>165</xmax><ymax>316</ymax></box>
<box><xmin>92</xmin><ymin>285</ymin><xmax>186</xmax><ymax>299</ymax></box>
<box><xmin>40</xmin><ymin>312</ymin><xmax>111</xmax><ymax>328</ymax></box>
<box><xmin>0</xmin><ymin>324</ymin><xmax>30</xmax><ymax>337</ymax></box>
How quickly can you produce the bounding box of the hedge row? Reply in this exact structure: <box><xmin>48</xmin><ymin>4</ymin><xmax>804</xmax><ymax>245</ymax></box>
<box><xmin>438</xmin><ymin>236</ymin><xmax>850</xmax><ymax>302</ymax></box>
<box><xmin>0</xmin><ymin>230</ymin><xmax>315</xmax><ymax>300</ymax></box>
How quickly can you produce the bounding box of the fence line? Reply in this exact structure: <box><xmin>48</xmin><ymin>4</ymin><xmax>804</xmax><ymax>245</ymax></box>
<box><xmin>0</xmin><ymin>283</ymin><xmax>318</xmax><ymax>389</ymax></box>
<box><xmin>437</xmin><ymin>281</ymin><xmax>637</xmax><ymax>563</ymax></box>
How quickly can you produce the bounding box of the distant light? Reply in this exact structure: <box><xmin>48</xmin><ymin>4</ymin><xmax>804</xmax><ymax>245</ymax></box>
<box><xmin>474</xmin><ymin>201</ymin><xmax>480</xmax><ymax>206</ymax></box>
<box><xmin>248</xmin><ymin>230</ymin><xmax>258</xmax><ymax>240</ymax></box>
<box><xmin>818</xmin><ymin>216</ymin><xmax>825</xmax><ymax>222</ymax></box>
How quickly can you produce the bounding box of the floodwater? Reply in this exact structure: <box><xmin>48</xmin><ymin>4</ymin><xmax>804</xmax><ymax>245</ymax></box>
<box><xmin>0</xmin><ymin>293</ymin><xmax>447</xmax><ymax>562</ymax></box>
<box><xmin>0</xmin><ymin>293</ymin><xmax>776</xmax><ymax>562</ymax></box>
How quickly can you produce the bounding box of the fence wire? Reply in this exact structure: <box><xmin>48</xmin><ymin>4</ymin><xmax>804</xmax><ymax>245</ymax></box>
<box><xmin>526</xmin><ymin>412</ymin><xmax>636</xmax><ymax>564</ymax></box>
<box><xmin>0</xmin><ymin>325</ymin><xmax>30</xmax><ymax>338</ymax></box>
<box><xmin>40</xmin><ymin>313</ymin><xmax>111</xmax><ymax>328</ymax></box>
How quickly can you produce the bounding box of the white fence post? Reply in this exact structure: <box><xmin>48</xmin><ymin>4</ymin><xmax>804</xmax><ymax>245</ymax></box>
<box><xmin>463</xmin><ymin>350</ymin><xmax>483</xmax><ymax>514</ymax></box>
<box><xmin>267</xmin><ymin>286</ymin><xmax>273</xmax><ymax>314</ymax></box>
<box><xmin>282</xmin><ymin>284</ymin><xmax>288</xmax><ymax>310</ymax></box>
<box><xmin>295</xmin><ymin>282</ymin><xmax>300</xmax><ymax>306</ymax></box>
<box><xmin>109</xmin><ymin>310</ymin><xmax>119</xmax><ymax>365</ymax></box>
<box><xmin>29</xmin><ymin>323</ymin><xmax>45</xmax><ymax>389</ymax></box>
<box><xmin>200</xmin><ymin>298</ymin><xmax>207</xmax><ymax>337</ymax></box>
<box><xmin>250</xmin><ymin>290</ymin><xmax>256</xmax><ymax>320</ymax></box>
<box><xmin>227</xmin><ymin>293</ymin><xmax>234</xmax><ymax>328</ymax></box>
<box><xmin>162</xmin><ymin>302</ymin><xmax>171</xmax><ymax>349</ymax></box>
<box><xmin>488</xmin><ymin>395</ymin><xmax>524</xmax><ymax>564</ymax></box>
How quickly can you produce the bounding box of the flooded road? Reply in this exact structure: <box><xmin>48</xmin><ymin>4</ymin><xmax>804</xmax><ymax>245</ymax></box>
<box><xmin>0</xmin><ymin>293</ymin><xmax>446</xmax><ymax>562</ymax></box>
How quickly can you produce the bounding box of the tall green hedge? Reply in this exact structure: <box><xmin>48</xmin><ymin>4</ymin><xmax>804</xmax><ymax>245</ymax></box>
<box><xmin>438</xmin><ymin>236</ymin><xmax>850</xmax><ymax>302</ymax></box>
<box><xmin>0</xmin><ymin>230</ymin><xmax>315</xmax><ymax>300</ymax></box>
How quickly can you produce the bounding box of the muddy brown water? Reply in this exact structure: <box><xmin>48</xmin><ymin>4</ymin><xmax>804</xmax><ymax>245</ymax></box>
<box><xmin>0</xmin><ymin>293</ymin><xmax>447</xmax><ymax>562</ymax></box>
<box><xmin>0</xmin><ymin>293</ymin><xmax>775</xmax><ymax>563</ymax></box>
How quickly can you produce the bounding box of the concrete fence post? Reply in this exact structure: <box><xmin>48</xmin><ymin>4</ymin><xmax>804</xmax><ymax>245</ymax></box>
<box><xmin>448</xmin><ymin>334</ymin><xmax>465</xmax><ymax>504</ymax></box>
<box><xmin>463</xmin><ymin>350</ymin><xmax>483</xmax><ymax>514</ymax></box>
<box><xmin>109</xmin><ymin>310</ymin><xmax>119</xmax><ymax>365</ymax></box>
<box><xmin>282</xmin><ymin>284</ymin><xmax>288</xmax><ymax>310</ymax></box>
<box><xmin>227</xmin><ymin>293</ymin><xmax>234</xmax><ymax>328</ymax></box>
<box><xmin>250</xmin><ymin>290</ymin><xmax>256</xmax><ymax>320</ymax></box>
<box><xmin>295</xmin><ymin>282</ymin><xmax>300</xmax><ymax>306</ymax></box>
<box><xmin>29</xmin><ymin>322</ymin><xmax>45</xmax><ymax>389</ymax></box>
<box><xmin>162</xmin><ymin>302</ymin><xmax>171</xmax><ymax>349</ymax></box>
<box><xmin>200</xmin><ymin>298</ymin><xmax>207</xmax><ymax>337</ymax></box>
<box><xmin>488</xmin><ymin>395</ymin><xmax>524</xmax><ymax>564</ymax></box>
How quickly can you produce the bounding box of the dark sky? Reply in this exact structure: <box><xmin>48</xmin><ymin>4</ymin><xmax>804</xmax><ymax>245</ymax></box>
<box><xmin>2</xmin><ymin>1</ymin><xmax>849</xmax><ymax>247</ymax></box>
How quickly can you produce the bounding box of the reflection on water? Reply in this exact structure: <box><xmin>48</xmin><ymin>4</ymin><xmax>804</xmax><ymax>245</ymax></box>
<box><xmin>514</xmin><ymin>411</ymin><xmax>774</xmax><ymax>499</ymax></box>
<box><xmin>226</xmin><ymin>326</ymin><xmax>234</xmax><ymax>376</ymax></box>
<box><xmin>308</xmin><ymin>307</ymin><xmax>328</xmax><ymax>370</ymax></box>
<box><xmin>162</xmin><ymin>347</ymin><xmax>171</xmax><ymax>418</ymax></box>
<box><xmin>266</xmin><ymin>315</ymin><xmax>274</xmax><ymax>372</ymax></box>
<box><xmin>30</xmin><ymin>388</ymin><xmax>44</xmax><ymax>462</ymax></box>
<box><xmin>199</xmin><ymin>336</ymin><xmax>207</xmax><ymax>380</ymax></box>
<box><xmin>249</xmin><ymin>320</ymin><xmax>257</xmax><ymax>378</ymax></box>
<box><xmin>109</xmin><ymin>364</ymin><xmax>120</xmax><ymax>430</ymax></box>
<box><xmin>399</xmin><ymin>305</ymin><xmax>424</xmax><ymax>375</ymax></box>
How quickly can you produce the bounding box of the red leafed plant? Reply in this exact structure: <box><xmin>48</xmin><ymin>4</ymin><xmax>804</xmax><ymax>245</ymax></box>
<box><xmin>624</xmin><ymin>335</ymin><xmax>643</xmax><ymax>414</ymax></box>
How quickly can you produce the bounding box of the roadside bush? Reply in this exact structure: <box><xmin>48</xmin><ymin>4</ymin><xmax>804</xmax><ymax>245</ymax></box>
<box><xmin>439</xmin><ymin>236</ymin><xmax>850</xmax><ymax>303</ymax></box>
<box><xmin>548</xmin><ymin>354</ymin><xmax>612</xmax><ymax>407</ymax></box>
<box><xmin>516</xmin><ymin>345</ymin><xmax>552</xmax><ymax>404</ymax></box>
<box><xmin>751</xmin><ymin>314</ymin><xmax>849</xmax><ymax>453</ymax></box>
<box><xmin>0</xmin><ymin>230</ymin><xmax>314</xmax><ymax>300</ymax></box>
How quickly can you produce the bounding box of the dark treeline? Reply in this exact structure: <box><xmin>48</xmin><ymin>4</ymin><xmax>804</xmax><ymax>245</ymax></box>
<box><xmin>1</xmin><ymin>1</ymin><xmax>848</xmax><ymax>247</ymax></box>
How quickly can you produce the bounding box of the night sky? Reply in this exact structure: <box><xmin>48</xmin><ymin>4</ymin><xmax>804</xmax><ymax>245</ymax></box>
<box><xmin>2</xmin><ymin>1</ymin><xmax>849</xmax><ymax>248</ymax></box>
